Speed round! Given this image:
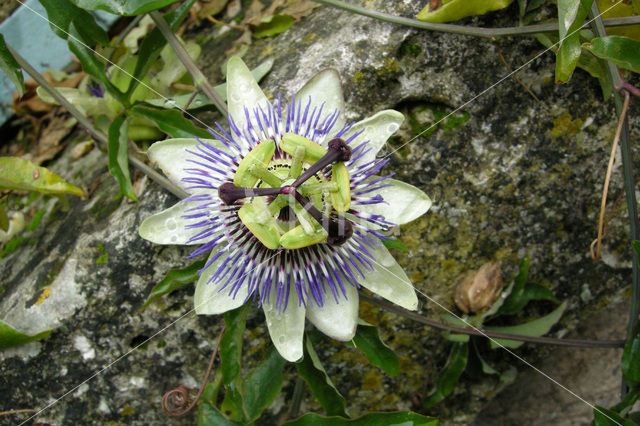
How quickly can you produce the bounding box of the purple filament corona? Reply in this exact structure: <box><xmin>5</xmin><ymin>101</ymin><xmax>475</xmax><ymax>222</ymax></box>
<box><xmin>181</xmin><ymin>95</ymin><xmax>397</xmax><ymax>312</ymax></box>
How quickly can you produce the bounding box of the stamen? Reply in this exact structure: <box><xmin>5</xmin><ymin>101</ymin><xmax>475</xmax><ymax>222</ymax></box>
<box><xmin>293</xmin><ymin>191</ymin><xmax>353</xmax><ymax>246</ymax></box>
<box><xmin>292</xmin><ymin>138</ymin><xmax>352</xmax><ymax>187</ymax></box>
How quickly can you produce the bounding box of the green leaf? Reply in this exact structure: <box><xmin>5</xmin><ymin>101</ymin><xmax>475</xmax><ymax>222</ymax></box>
<box><xmin>351</xmin><ymin>321</ymin><xmax>400</xmax><ymax>376</ymax></box>
<box><xmin>486</xmin><ymin>301</ymin><xmax>567</xmax><ymax>349</ymax></box>
<box><xmin>69</xmin><ymin>0</ymin><xmax>180</xmax><ymax>15</ymax></box>
<box><xmin>555</xmin><ymin>0</ymin><xmax>593</xmax><ymax>83</ymax></box>
<box><xmin>422</xmin><ymin>342</ymin><xmax>468</xmax><ymax>409</ymax></box>
<box><xmin>107</xmin><ymin>113</ymin><xmax>137</xmax><ymax>201</ymax></box>
<box><xmin>67</xmin><ymin>24</ymin><xmax>126</xmax><ymax>104</ymax></box>
<box><xmin>242</xmin><ymin>347</ymin><xmax>286</xmax><ymax>421</ymax></box>
<box><xmin>285</xmin><ymin>411</ymin><xmax>438</xmax><ymax>426</ymax></box>
<box><xmin>38</xmin><ymin>0</ymin><xmax>108</xmax><ymax>45</ymax></box>
<box><xmin>611</xmin><ymin>389</ymin><xmax>640</xmax><ymax>418</ymax></box>
<box><xmin>496</xmin><ymin>256</ymin><xmax>530</xmax><ymax>316</ymax></box>
<box><xmin>198</xmin><ymin>403</ymin><xmax>240</xmax><ymax>426</ymax></box>
<box><xmin>141</xmin><ymin>259</ymin><xmax>206</xmax><ymax>309</ymax></box>
<box><xmin>439</xmin><ymin>313</ymin><xmax>470</xmax><ymax>342</ymax></box>
<box><xmin>0</xmin><ymin>34</ymin><xmax>24</xmax><ymax>97</ymax></box>
<box><xmin>622</xmin><ymin>326</ymin><xmax>640</xmax><ymax>387</ymax></box>
<box><xmin>381</xmin><ymin>238</ymin><xmax>408</xmax><ymax>252</ymax></box>
<box><xmin>583</xmin><ymin>36</ymin><xmax>640</xmax><ymax>74</ymax></box>
<box><xmin>0</xmin><ymin>205</ymin><xmax>8</xmax><ymax>232</ymax></box>
<box><xmin>0</xmin><ymin>319</ymin><xmax>51</xmax><ymax>350</ymax></box>
<box><xmin>220</xmin><ymin>304</ymin><xmax>248</xmax><ymax>422</ymax></box>
<box><xmin>296</xmin><ymin>336</ymin><xmax>348</xmax><ymax>417</ymax></box>
<box><xmin>416</xmin><ymin>0</ymin><xmax>514</xmax><ymax>23</ymax></box>
<box><xmin>131</xmin><ymin>106</ymin><xmax>211</xmax><ymax>139</ymax></box>
<box><xmin>593</xmin><ymin>405</ymin><xmax>637</xmax><ymax>426</ymax></box>
<box><xmin>252</xmin><ymin>14</ymin><xmax>295</xmax><ymax>38</ymax></box>
<box><xmin>126</xmin><ymin>0</ymin><xmax>196</xmax><ymax>98</ymax></box>
<box><xmin>0</xmin><ymin>157</ymin><xmax>84</xmax><ymax>197</ymax></box>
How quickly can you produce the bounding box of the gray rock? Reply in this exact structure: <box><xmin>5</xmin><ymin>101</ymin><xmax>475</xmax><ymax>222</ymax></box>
<box><xmin>1</xmin><ymin>0</ymin><xmax>638</xmax><ymax>424</ymax></box>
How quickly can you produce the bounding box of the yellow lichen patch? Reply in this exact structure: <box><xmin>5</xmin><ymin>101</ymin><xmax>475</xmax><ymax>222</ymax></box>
<box><xmin>361</xmin><ymin>369</ymin><xmax>382</xmax><ymax>390</ymax></box>
<box><xmin>376</xmin><ymin>58</ymin><xmax>399</xmax><ymax>76</ymax></box>
<box><xmin>121</xmin><ymin>406</ymin><xmax>135</xmax><ymax>416</ymax></box>
<box><xmin>302</xmin><ymin>33</ymin><xmax>317</xmax><ymax>44</ymax></box>
<box><xmin>35</xmin><ymin>288</ymin><xmax>51</xmax><ymax>306</ymax></box>
<box><xmin>353</xmin><ymin>71</ymin><xmax>365</xmax><ymax>84</ymax></box>
<box><xmin>551</xmin><ymin>113</ymin><xmax>583</xmax><ymax>137</ymax></box>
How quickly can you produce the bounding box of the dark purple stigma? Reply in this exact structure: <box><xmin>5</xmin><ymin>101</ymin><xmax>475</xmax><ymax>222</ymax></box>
<box><xmin>218</xmin><ymin>182</ymin><xmax>282</xmax><ymax>205</ymax></box>
<box><xmin>292</xmin><ymin>138</ymin><xmax>351</xmax><ymax>187</ymax></box>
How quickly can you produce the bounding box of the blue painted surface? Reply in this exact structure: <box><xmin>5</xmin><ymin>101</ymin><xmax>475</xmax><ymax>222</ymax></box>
<box><xmin>0</xmin><ymin>0</ymin><xmax>117</xmax><ymax>125</ymax></box>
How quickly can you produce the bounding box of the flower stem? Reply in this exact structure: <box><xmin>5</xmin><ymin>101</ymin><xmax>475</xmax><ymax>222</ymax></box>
<box><xmin>287</xmin><ymin>378</ymin><xmax>305</xmax><ymax>419</ymax></box>
<box><xmin>149</xmin><ymin>11</ymin><xmax>228</xmax><ymax>116</ymax></box>
<box><xmin>589</xmin><ymin>2</ymin><xmax>640</xmax><ymax>398</ymax></box>
<box><xmin>313</xmin><ymin>0</ymin><xmax>640</xmax><ymax>38</ymax></box>
<box><xmin>360</xmin><ymin>293</ymin><xmax>625</xmax><ymax>348</ymax></box>
<box><xmin>8</xmin><ymin>45</ymin><xmax>188</xmax><ymax>200</ymax></box>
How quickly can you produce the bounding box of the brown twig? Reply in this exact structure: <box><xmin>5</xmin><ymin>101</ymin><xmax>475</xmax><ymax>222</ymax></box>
<box><xmin>360</xmin><ymin>293</ymin><xmax>625</xmax><ymax>348</ymax></box>
<box><xmin>161</xmin><ymin>326</ymin><xmax>225</xmax><ymax>416</ymax></box>
<box><xmin>592</xmin><ymin>91</ymin><xmax>631</xmax><ymax>261</ymax></box>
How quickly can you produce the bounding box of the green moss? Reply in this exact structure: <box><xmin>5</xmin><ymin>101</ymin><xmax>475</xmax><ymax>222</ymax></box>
<box><xmin>96</xmin><ymin>243</ymin><xmax>109</xmax><ymax>265</ymax></box>
<box><xmin>376</xmin><ymin>57</ymin><xmax>399</xmax><ymax>76</ymax></box>
<box><xmin>353</xmin><ymin>71</ymin><xmax>366</xmax><ymax>84</ymax></box>
<box><xmin>551</xmin><ymin>113</ymin><xmax>582</xmax><ymax>137</ymax></box>
<box><xmin>25</xmin><ymin>208</ymin><xmax>46</xmax><ymax>231</ymax></box>
<box><xmin>0</xmin><ymin>237</ymin><xmax>26</xmax><ymax>258</ymax></box>
<box><xmin>121</xmin><ymin>405</ymin><xmax>135</xmax><ymax>416</ymax></box>
<box><xmin>402</xmin><ymin>43</ymin><xmax>421</xmax><ymax>57</ymax></box>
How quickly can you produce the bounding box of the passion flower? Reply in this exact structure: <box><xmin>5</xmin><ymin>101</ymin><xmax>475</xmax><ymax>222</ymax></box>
<box><xmin>139</xmin><ymin>57</ymin><xmax>432</xmax><ymax>361</ymax></box>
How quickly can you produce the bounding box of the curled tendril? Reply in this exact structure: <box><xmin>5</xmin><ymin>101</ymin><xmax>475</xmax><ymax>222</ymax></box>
<box><xmin>161</xmin><ymin>326</ymin><xmax>225</xmax><ymax>417</ymax></box>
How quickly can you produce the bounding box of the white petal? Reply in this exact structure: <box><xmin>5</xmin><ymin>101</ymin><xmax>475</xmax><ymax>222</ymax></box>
<box><xmin>147</xmin><ymin>138</ymin><xmax>225</xmax><ymax>192</ymax></box>
<box><xmin>295</xmin><ymin>69</ymin><xmax>345</xmax><ymax>142</ymax></box>
<box><xmin>359</xmin><ymin>178</ymin><xmax>432</xmax><ymax>226</ymax></box>
<box><xmin>194</xmin><ymin>249</ymin><xmax>249</xmax><ymax>315</ymax></box>
<box><xmin>260</xmin><ymin>279</ymin><xmax>305</xmax><ymax>362</ymax></box>
<box><xmin>226</xmin><ymin>56</ymin><xmax>270</xmax><ymax>150</ymax></box>
<box><xmin>305</xmin><ymin>283</ymin><xmax>358</xmax><ymax>341</ymax></box>
<box><xmin>359</xmin><ymin>240</ymin><xmax>419</xmax><ymax>310</ymax></box>
<box><xmin>139</xmin><ymin>199</ymin><xmax>214</xmax><ymax>245</ymax></box>
<box><xmin>344</xmin><ymin>110</ymin><xmax>404</xmax><ymax>169</ymax></box>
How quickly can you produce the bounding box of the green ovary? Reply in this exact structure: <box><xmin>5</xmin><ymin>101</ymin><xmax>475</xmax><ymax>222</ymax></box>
<box><xmin>234</xmin><ymin>136</ymin><xmax>351</xmax><ymax>250</ymax></box>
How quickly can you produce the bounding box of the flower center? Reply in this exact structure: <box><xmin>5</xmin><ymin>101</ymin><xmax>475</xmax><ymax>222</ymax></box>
<box><xmin>219</xmin><ymin>134</ymin><xmax>353</xmax><ymax>250</ymax></box>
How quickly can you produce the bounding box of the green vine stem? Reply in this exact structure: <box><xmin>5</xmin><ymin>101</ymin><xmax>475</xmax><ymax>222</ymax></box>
<box><xmin>313</xmin><ymin>0</ymin><xmax>640</xmax><ymax>38</ymax></box>
<box><xmin>589</xmin><ymin>2</ymin><xmax>640</xmax><ymax>397</ymax></box>
<box><xmin>8</xmin><ymin>45</ymin><xmax>189</xmax><ymax>200</ymax></box>
<box><xmin>149</xmin><ymin>11</ymin><xmax>228</xmax><ymax>116</ymax></box>
<box><xmin>360</xmin><ymin>293</ymin><xmax>625</xmax><ymax>349</ymax></box>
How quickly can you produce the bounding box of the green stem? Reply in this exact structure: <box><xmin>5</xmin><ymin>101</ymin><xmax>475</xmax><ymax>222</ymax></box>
<box><xmin>359</xmin><ymin>293</ymin><xmax>625</xmax><ymax>349</ymax></box>
<box><xmin>313</xmin><ymin>0</ymin><xmax>640</xmax><ymax>38</ymax></box>
<box><xmin>8</xmin><ymin>45</ymin><xmax>188</xmax><ymax>200</ymax></box>
<box><xmin>107</xmin><ymin>15</ymin><xmax>144</xmax><ymax>63</ymax></box>
<box><xmin>589</xmin><ymin>2</ymin><xmax>640</xmax><ymax>398</ymax></box>
<box><xmin>149</xmin><ymin>11</ymin><xmax>228</xmax><ymax>116</ymax></box>
<box><xmin>288</xmin><ymin>378</ymin><xmax>305</xmax><ymax>419</ymax></box>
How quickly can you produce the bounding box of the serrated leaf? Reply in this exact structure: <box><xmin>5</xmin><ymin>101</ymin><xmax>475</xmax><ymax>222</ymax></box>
<box><xmin>422</xmin><ymin>342</ymin><xmax>468</xmax><ymax>409</ymax></box>
<box><xmin>131</xmin><ymin>106</ymin><xmax>211</xmax><ymax>138</ymax></box>
<box><xmin>126</xmin><ymin>0</ymin><xmax>196</xmax><ymax>98</ymax></box>
<box><xmin>0</xmin><ymin>319</ymin><xmax>52</xmax><ymax>350</ymax></box>
<box><xmin>107</xmin><ymin>113</ymin><xmax>137</xmax><ymax>201</ymax></box>
<box><xmin>555</xmin><ymin>0</ymin><xmax>593</xmax><ymax>83</ymax></box>
<box><xmin>0</xmin><ymin>34</ymin><xmax>24</xmax><ymax>97</ymax></box>
<box><xmin>69</xmin><ymin>0</ymin><xmax>180</xmax><ymax>16</ymax></box>
<box><xmin>242</xmin><ymin>347</ymin><xmax>286</xmax><ymax>421</ymax></box>
<box><xmin>141</xmin><ymin>259</ymin><xmax>206</xmax><ymax>309</ymax></box>
<box><xmin>382</xmin><ymin>238</ymin><xmax>408</xmax><ymax>252</ymax></box>
<box><xmin>622</xmin><ymin>326</ymin><xmax>640</xmax><ymax>387</ymax></box>
<box><xmin>38</xmin><ymin>0</ymin><xmax>108</xmax><ymax>45</ymax></box>
<box><xmin>0</xmin><ymin>157</ymin><xmax>84</xmax><ymax>197</ymax></box>
<box><xmin>486</xmin><ymin>301</ymin><xmax>567</xmax><ymax>349</ymax></box>
<box><xmin>296</xmin><ymin>337</ymin><xmax>347</xmax><ymax>417</ymax></box>
<box><xmin>252</xmin><ymin>14</ymin><xmax>295</xmax><ymax>38</ymax></box>
<box><xmin>351</xmin><ymin>321</ymin><xmax>400</xmax><ymax>376</ymax></box>
<box><xmin>583</xmin><ymin>36</ymin><xmax>640</xmax><ymax>74</ymax></box>
<box><xmin>285</xmin><ymin>411</ymin><xmax>438</xmax><ymax>426</ymax></box>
